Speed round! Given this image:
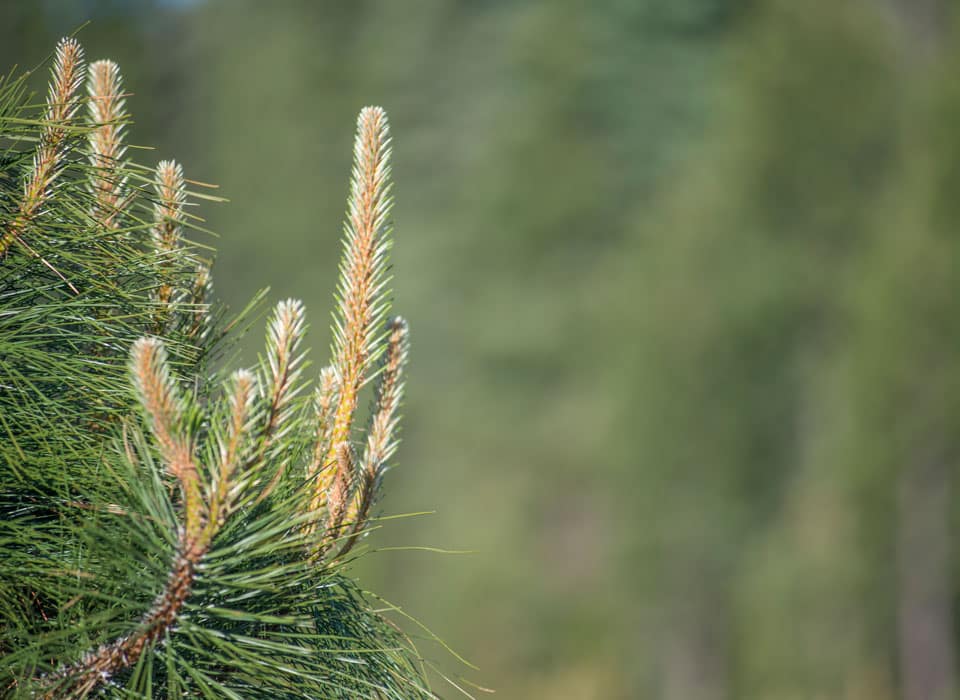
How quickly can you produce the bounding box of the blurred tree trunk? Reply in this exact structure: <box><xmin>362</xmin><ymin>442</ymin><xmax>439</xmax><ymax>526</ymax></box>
<box><xmin>661</xmin><ymin>572</ymin><xmax>728</xmax><ymax>700</ymax></box>
<box><xmin>897</xmin><ymin>452</ymin><xmax>956</xmax><ymax>700</ymax></box>
<box><xmin>877</xmin><ymin>6</ymin><xmax>956</xmax><ymax>700</ymax></box>
<box><xmin>886</xmin><ymin>0</ymin><xmax>949</xmax><ymax>55</ymax></box>
<box><xmin>889</xmin><ymin>11</ymin><xmax>957</xmax><ymax>684</ymax></box>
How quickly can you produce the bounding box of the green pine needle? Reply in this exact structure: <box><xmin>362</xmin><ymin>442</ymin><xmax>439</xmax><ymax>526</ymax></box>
<box><xmin>0</xmin><ymin>38</ymin><xmax>456</xmax><ymax>700</ymax></box>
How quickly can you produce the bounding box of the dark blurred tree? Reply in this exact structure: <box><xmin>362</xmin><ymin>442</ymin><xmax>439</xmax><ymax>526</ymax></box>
<box><xmin>606</xmin><ymin>1</ymin><xmax>913</xmax><ymax>697</ymax></box>
<box><xmin>824</xmin><ymin>29</ymin><xmax>960</xmax><ymax>700</ymax></box>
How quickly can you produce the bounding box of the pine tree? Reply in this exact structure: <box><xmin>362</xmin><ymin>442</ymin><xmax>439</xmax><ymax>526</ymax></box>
<box><xmin>0</xmin><ymin>38</ymin><xmax>436</xmax><ymax>698</ymax></box>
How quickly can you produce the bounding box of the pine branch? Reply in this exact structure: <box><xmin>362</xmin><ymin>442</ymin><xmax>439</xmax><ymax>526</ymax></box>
<box><xmin>40</xmin><ymin>340</ymin><xmax>218</xmax><ymax>697</ymax></box>
<box><xmin>309</xmin><ymin>364</ymin><xmax>339</xmax><ymax>479</ymax></box>
<box><xmin>0</xmin><ymin>36</ymin><xmax>441</xmax><ymax>696</ymax></box>
<box><xmin>312</xmin><ymin>106</ymin><xmax>393</xmax><ymax>529</ymax></box>
<box><xmin>39</xmin><ymin>302</ymin><xmax>415</xmax><ymax>696</ymax></box>
<box><xmin>184</xmin><ymin>260</ymin><xmax>214</xmax><ymax>343</ymax></box>
<box><xmin>130</xmin><ymin>338</ymin><xmax>204</xmax><ymax>549</ymax></box>
<box><xmin>87</xmin><ymin>59</ymin><xmax>129</xmax><ymax>229</ymax></box>
<box><xmin>360</xmin><ymin>316</ymin><xmax>409</xmax><ymax>487</ymax></box>
<box><xmin>204</xmin><ymin>369</ymin><xmax>256</xmax><ymax>538</ymax></box>
<box><xmin>340</xmin><ymin>316</ymin><xmax>409</xmax><ymax>556</ymax></box>
<box><xmin>40</xmin><ymin>551</ymin><xmax>196</xmax><ymax>699</ymax></box>
<box><xmin>151</xmin><ymin>159</ymin><xmax>187</xmax><ymax>329</ymax></box>
<box><xmin>325</xmin><ymin>441</ymin><xmax>355</xmax><ymax>539</ymax></box>
<box><xmin>0</xmin><ymin>38</ymin><xmax>85</xmax><ymax>257</ymax></box>
<box><xmin>256</xmin><ymin>299</ymin><xmax>307</xmax><ymax>465</ymax></box>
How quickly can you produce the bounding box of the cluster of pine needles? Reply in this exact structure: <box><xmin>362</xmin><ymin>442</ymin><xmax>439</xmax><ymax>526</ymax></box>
<box><xmin>0</xmin><ymin>37</ymin><xmax>461</xmax><ymax>699</ymax></box>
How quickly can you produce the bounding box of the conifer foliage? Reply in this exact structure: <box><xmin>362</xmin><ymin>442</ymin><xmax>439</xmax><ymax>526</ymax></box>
<box><xmin>0</xmin><ymin>38</ymin><xmax>431</xmax><ymax>698</ymax></box>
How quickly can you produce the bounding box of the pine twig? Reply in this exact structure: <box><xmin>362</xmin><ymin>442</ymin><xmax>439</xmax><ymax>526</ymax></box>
<box><xmin>0</xmin><ymin>38</ymin><xmax>85</xmax><ymax>256</ymax></box>
<box><xmin>151</xmin><ymin>159</ymin><xmax>186</xmax><ymax>328</ymax></box>
<box><xmin>87</xmin><ymin>59</ymin><xmax>128</xmax><ymax>229</ymax></box>
<box><xmin>130</xmin><ymin>338</ymin><xmax>204</xmax><ymax>548</ymax></box>
<box><xmin>307</xmin><ymin>365</ymin><xmax>338</xmax><ymax>495</ymax></box>
<box><xmin>43</xmin><ymin>339</ymin><xmax>227</xmax><ymax>698</ymax></box>
<box><xmin>257</xmin><ymin>299</ymin><xmax>307</xmax><ymax>460</ymax></box>
<box><xmin>339</xmin><ymin>316</ymin><xmax>409</xmax><ymax>556</ymax></box>
<box><xmin>311</xmin><ymin>106</ymin><xmax>393</xmax><ymax>530</ymax></box>
<box><xmin>25</xmin><ymin>97</ymin><xmax>426</xmax><ymax>696</ymax></box>
<box><xmin>184</xmin><ymin>260</ymin><xmax>214</xmax><ymax>342</ymax></box>
<box><xmin>204</xmin><ymin>369</ymin><xmax>257</xmax><ymax>536</ymax></box>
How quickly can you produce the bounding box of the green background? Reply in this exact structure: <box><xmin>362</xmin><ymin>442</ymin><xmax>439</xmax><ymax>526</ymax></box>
<box><xmin>3</xmin><ymin>1</ymin><xmax>960</xmax><ymax>697</ymax></box>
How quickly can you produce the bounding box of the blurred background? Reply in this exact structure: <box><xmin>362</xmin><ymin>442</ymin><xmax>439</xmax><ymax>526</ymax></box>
<box><xmin>4</xmin><ymin>0</ymin><xmax>960</xmax><ymax>697</ymax></box>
